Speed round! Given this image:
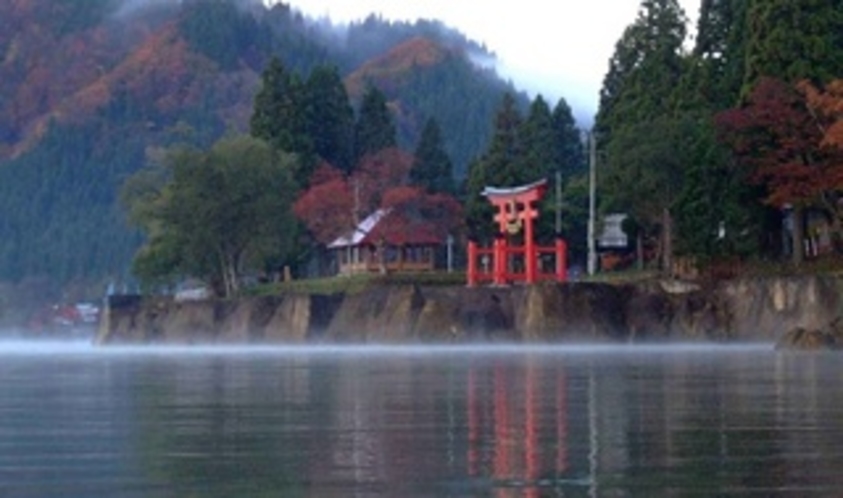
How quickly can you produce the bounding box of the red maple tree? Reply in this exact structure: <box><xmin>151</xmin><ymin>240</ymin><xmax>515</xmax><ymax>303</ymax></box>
<box><xmin>715</xmin><ymin>77</ymin><xmax>835</xmax><ymax>207</ymax></box>
<box><xmin>293</xmin><ymin>151</ymin><xmax>464</xmax><ymax>247</ymax></box>
<box><xmin>716</xmin><ymin>77</ymin><xmax>843</xmax><ymax>258</ymax></box>
<box><xmin>292</xmin><ymin>164</ymin><xmax>354</xmax><ymax>244</ymax></box>
<box><xmin>372</xmin><ymin>186</ymin><xmax>464</xmax><ymax>244</ymax></box>
<box><xmin>800</xmin><ymin>79</ymin><xmax>843</xmax><ymax>149</ymax></box>
<box><xmin>351</xmin><ymin>147</ymin><xmax>414</xmax><ymax>214</ymax></box>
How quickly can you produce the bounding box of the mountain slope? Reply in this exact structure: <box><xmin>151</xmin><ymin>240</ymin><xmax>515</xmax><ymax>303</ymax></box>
<box><xmin>0</xmin><ymin>0</ymin><xmax>524</xmax><ymax>292</ymax></box>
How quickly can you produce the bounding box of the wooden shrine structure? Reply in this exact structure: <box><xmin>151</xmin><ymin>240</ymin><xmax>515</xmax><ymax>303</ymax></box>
<box><xmin>467</xmin><ymin>179</ymin><xmax>567</xmax><ymax>286</ymax></box>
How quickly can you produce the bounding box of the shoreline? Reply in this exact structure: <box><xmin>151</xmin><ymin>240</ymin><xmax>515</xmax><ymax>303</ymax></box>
<box><xmin>97</xmin><ymin>275</ymin><xmax>843</xmax><ymax>347</ymax></box>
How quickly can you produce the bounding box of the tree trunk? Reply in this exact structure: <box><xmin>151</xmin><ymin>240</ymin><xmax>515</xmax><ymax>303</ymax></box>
<box><xmin>662</xmin><ymin>207</ymin><xmax>673</xmax><ymax>277</ymax></box>
<box><xmin>792</xmin><ymin>205</ymin><xmax>805</xmax><ymax>266</ymax></box>
<box><xmin>636</xmin><ymin>233</ymin><xmax>644</xmax><ymax>271</ymax></box>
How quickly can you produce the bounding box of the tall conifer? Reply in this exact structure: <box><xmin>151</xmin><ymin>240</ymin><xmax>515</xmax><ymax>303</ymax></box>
<box><xmin>303</xmin><ymin>65</ymin><xmax>355</xmax><ymax>174</ymax></box>
<box><xmin>411</xmin><ymin>118</ymin><xmax>455</xmax><ymax>194</ymax></box>
<box><xmin>354</xmin><ymin>85</ymin><xmax>397</xmax><ymax>164</ymax></box>
<box><xmin>744</xmin><ymin>0</ymin><xmax>843</xmax><ymax>89</ymax></box>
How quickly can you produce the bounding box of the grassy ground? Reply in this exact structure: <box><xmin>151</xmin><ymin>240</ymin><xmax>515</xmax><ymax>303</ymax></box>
<box><xmin>248</xmin><ymin>271</ymin><xmax>467</xmax><ymax>296</ymax></box>
<box><xmin>246</xmin><ymin>254</ymin><xmax>843</xmax><ymax>297</ymax></box>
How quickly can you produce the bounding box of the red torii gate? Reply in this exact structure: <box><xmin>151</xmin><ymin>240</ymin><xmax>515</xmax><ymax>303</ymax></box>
<box><xmin>467</xmin><ymin>179</ymin><xmax>567</xmax><ymax>286</ymax></box>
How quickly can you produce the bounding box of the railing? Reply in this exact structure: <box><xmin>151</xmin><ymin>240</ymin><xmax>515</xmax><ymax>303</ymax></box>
<box><xmin>338</xmin><ymin>260</ymin><xmax>435</xmax><ymax>275</ymax></box>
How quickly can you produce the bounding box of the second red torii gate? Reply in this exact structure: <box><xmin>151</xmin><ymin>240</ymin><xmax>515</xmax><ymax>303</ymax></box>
<box><xmin>467</xmin><ymin>179</ymin><xmax>567</xmax><ymax>286</ymax></box>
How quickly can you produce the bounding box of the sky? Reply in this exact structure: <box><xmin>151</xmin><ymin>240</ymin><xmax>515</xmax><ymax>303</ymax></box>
<box><xmin>278</xmin><ymin>1</ymin><xmax>701</xmax><ymax>123</ymax></box>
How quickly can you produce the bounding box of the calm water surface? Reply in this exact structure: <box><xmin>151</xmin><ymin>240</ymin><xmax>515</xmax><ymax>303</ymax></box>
<box><xmin>1</xmin><ymin>342</ymin><xmax>842</xmax><ymax>497</ymax></box>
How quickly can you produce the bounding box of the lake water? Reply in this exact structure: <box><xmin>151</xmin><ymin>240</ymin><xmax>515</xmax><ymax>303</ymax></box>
<box><xmin>1</xmin><ymin>342</ymin><xmax>842</xmax><ymax>497</ymax></box>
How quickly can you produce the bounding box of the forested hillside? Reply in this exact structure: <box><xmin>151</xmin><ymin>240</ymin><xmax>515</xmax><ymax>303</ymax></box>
<box><xmin>0</xmin><ymin>0</ymin><xmax>525</xmax><ymax>297</ymax></box>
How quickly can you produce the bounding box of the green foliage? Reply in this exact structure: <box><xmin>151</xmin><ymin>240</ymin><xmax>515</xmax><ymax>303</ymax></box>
<box><xmin>250</xmin><ymin>56</ymin><xmax>312</xmax><ymax>176</ymax></box>
<box><xmin>594</xmin><ymin>0</ymin><xmax>688</xmax><ymax>271</ymax></box>
<box><xmin>303</xmin><ymin>65</ymin><xmax>355</xmax><ymax>173</ymax></box>
<box><xmin>0</xmin><ymin>120</ymin><xmax>144</xmax><ymax>288</ymax></box>
<box><xmin>673</xmin><ymin>114</ymin><xmax>763</xmax><ymax>261</ymax></box>
<box><xmin>392</xmin><ymin>54</ymin><xmax>524</xmax><ymax>179</ymax></box>
<box><xmin>354</xmin><ymin>85</ymin><xmax>397</xmax><ymax>162</ymax></box>
<box><xmin>0</xmin><ymin>0</ymin><xmax>560</xmax><ymax>292</ymax></box>
<box><xmin>552</xmin><ymin>98</ymin><xmax>586</xmax><ymax>181</ymax></box>
<box><xmin>411</xmin><ymin>118</ymin><xmax>455</xmax><ymax>194</ymax></box>
<box><xmin>691</xmin><ymin>0</ymin><xmax>748</xmax><ymax>109</ymax></box>
<box><xmin>178</xmin><ymin>0</ymin><xmax>271</xmax><ymax>70</ymax></box>
<box><xmin>464</xmin><ymin>93</ymin><xmax>524</xmax><ymax>241</ymax></box>
<box><xmin>464</xmin><ymin>93</ymin><xmax>585</xmax><ymax>248</ymax></box>
<box><xmin>744</xmin><ymin>0</ymin><xmax>843</xmax><ymax>89</ymax></box>
<box><xmin>123</xmin><ymin>136</ymin><xmax>299</xmax><ymax>297</ymax></box>
<box><xmin>519</xmin><ymin>96</ymin><xmax>557</xmax><ymax>185</ymax></box>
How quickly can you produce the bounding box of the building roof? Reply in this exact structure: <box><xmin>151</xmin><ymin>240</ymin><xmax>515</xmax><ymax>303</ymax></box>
<box><xmin>328</xmin><ymin>208</ymin><xmax>443</xmax><ymax>248</ymax></box>
<box><xmin>328</xmin><ymin>209</ymin><xmax>389</xmax><ymax>249</ymax></box>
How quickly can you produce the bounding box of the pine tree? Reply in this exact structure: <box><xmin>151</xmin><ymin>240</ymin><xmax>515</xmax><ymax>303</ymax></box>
<box><xmin>744</xmin><ymin>0</ymin><xmax>843</xmax><ymax>89</ymax></box>
<box><xmin>411</xmin><ymin>118</ymin><xmax>455</xmax><ymax>194</ymax></box>
<box><xmin>480</xmin><ymin>92</ymin><xmax>525</xmax><ymax>188</ymax></box>
<box><xmin>551</xmin><ymin>98</ymin><xmax>585</xmax><ymax>181</ymax></box>
<box><xmin>519</xmin><ymin>95</ymin><xmax>557</xmax><ymax>184</ymax></box>
<box><xmin>250</xmin><ymin>57</ymin><xmax>312</xmax><ymax>166</ymax></box>
<box><xmin>594</xmin><ymin>0</ymin><xmax>689</xmax><ymax>272</ymax></box>
<box><xmin>353</xmin><ymin>85</ymin><xmax>397</xmax><ymax>163</ymax></box>
<box><xmin>303</xmin><ymin>65</ymin><xmax>355</xmax><ymax>174</ymax></box>
<box><xmin>688</xmin><ymin>0</ymin><xmax>748</xmax><ymax>109</ymax></box>
<box><xmin>464</xmin><ymin>93</ymin><xmax>524</xmax><ymax>241</ymax></box>
<box><xmin>668</xmin><ymin>0</ymin><xmax>768</xmax><ymax>265</ymax></box>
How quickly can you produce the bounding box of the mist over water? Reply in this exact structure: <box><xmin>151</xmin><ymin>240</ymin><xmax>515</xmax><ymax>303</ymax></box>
<box><xmin>0</xmin><ymin>340</ymin><xmax>771</xmax><ymax>357</ymax></box>
<box><xmin>2</xmin><ymin>340</ymin><xmax>838</xmax><ymax>496</ymax></box>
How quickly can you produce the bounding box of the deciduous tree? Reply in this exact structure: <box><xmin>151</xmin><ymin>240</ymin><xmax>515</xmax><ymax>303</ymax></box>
<box><xmin>292</xmin><ymin>164</ymin><xmax>355</xmax><ymax>245</ymax></box>
<box><xmin>123</xmin><ymin>135</ymin><xmax>298</xmax><ymax>296</ymax></box>
<box><xmin>716</xmin><ymin>77</ymin><xmax>843</xmax><ymax>264</ymax></box>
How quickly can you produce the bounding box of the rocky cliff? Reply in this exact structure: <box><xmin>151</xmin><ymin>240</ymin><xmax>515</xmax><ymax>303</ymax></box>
<box><xmin>96</xmin><ymin>275</ymin><xmax>843</xmax><ymax>345</ymax></box>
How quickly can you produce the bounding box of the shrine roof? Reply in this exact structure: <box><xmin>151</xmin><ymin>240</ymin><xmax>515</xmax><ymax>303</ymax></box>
<box><xmin>481</xmin><ymin>178</ymin><xmax>548</xmax><ymax>198</ymax></box>
<box><xmin>327</xmin><ymin>209</ymin><xmax>388</xmax><ymax>249</ymax></box>
<box><xmin>327</xmin><ymin>209</ymin><xmax>442</xmax><ymax>248</ymax></box>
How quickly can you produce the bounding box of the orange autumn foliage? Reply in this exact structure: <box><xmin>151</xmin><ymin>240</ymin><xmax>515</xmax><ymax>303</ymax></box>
<box><xmin>800</xmin><ymin>79</ymin><xmax>843</xmax><ymax>150</ymax></box>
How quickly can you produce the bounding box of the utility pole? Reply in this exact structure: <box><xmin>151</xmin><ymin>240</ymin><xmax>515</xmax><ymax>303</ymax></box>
<box><xmin>555</xmin><ymin>170</ymin><xmax>562</xmax><ymax>235</ymax></box>
<box><xmin>587</xmin><ymin>131</ymin><xmax>597</xmax><ymax>276</ymax></box>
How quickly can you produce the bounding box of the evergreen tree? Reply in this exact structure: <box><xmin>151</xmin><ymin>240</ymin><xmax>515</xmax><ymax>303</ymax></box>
<box><xmin>519</xmin><ymin>95</ymin><xmax>557</xmax><ymax>184</ymax></box>
<box><xmin>744</xmin><ymin>0</ymin><xmax>843</xmax><ymax>89</ymax></box>
<box><xmin>465</xmin><ymin>93</ymin><xmax>524</xmax><ymax>241</ymax></box>
<box><xmin>250</xmin><ymin>56</ymin><xmax>311</xmax><ymax>175</ymax></box>
<box><xmin>691</xmin><ymin>0</ymin><xmax>748</xmax><ymax>109</ymax></box>
<box><xmin>479</xmin><ymin>92</ymin><xmax>525</xmax><ymax>188</ymax></box>
<box><xmin>411</xmin><ymin>118</ymin><xmax>455</xmax><ymax>194</ymax></box>
<box><xmin>669</xmin><ymin>0</ymin><xmax>767</xmax><ymax>265</ymax></box>
<box><xmin>303</xmin><ymin>65</ymin><xmax>355</xmax><ymax>174</ymax></box>
<box><xmin>673</xmin><ymin>115</ymin><xmax>764</xmax><ymax>263</ymax></box>
<box><xmin>594</xmin><ymin>0</ymin><xmax>689</xmax><ymax>272</ymax></box>
<box><xmin>543</xmin><ymin>98</ymin><xmax>586</xmax><ymax>243</ymax></box>
<box><xmin>354</xmin><ymin>85</ymin><xmax>397</xmax><ymax>163</ymax></box>
<box><xmin>551</xmin><ymin>98</ymin><xmax>585</xmax><ymax>181</ymax></box>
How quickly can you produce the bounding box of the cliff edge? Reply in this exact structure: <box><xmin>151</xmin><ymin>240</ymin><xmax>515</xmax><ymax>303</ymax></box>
<box><xmin>96</xmin><ymin>275</ymin><xmax>843</xmax><ymax>345</ymax></box>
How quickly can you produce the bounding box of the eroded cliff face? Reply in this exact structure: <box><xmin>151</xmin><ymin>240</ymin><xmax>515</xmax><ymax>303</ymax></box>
<box><xmin>96</xmin><ymin>276</ymin><xmax>843</xmax><ymax>345</ymax></box>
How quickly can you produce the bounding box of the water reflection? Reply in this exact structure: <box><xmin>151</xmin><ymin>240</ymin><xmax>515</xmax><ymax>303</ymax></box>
<box><xmin>2</xmin><ymin>345</ymin><xmax>843</xmax><ymax>496</ymax></box>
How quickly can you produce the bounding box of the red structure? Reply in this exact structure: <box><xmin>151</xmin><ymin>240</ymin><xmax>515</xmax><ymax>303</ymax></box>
<box><xmin>467</xmin><ymin>179</ymin><xmax>567</xmax><ymax>286</ymax></box>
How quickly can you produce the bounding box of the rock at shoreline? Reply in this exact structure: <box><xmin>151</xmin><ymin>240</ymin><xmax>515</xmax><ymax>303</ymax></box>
<box><xmin>775</xmin><ymin>317</ymin><xmax>843</xmax><ymax>351</ymax></box>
